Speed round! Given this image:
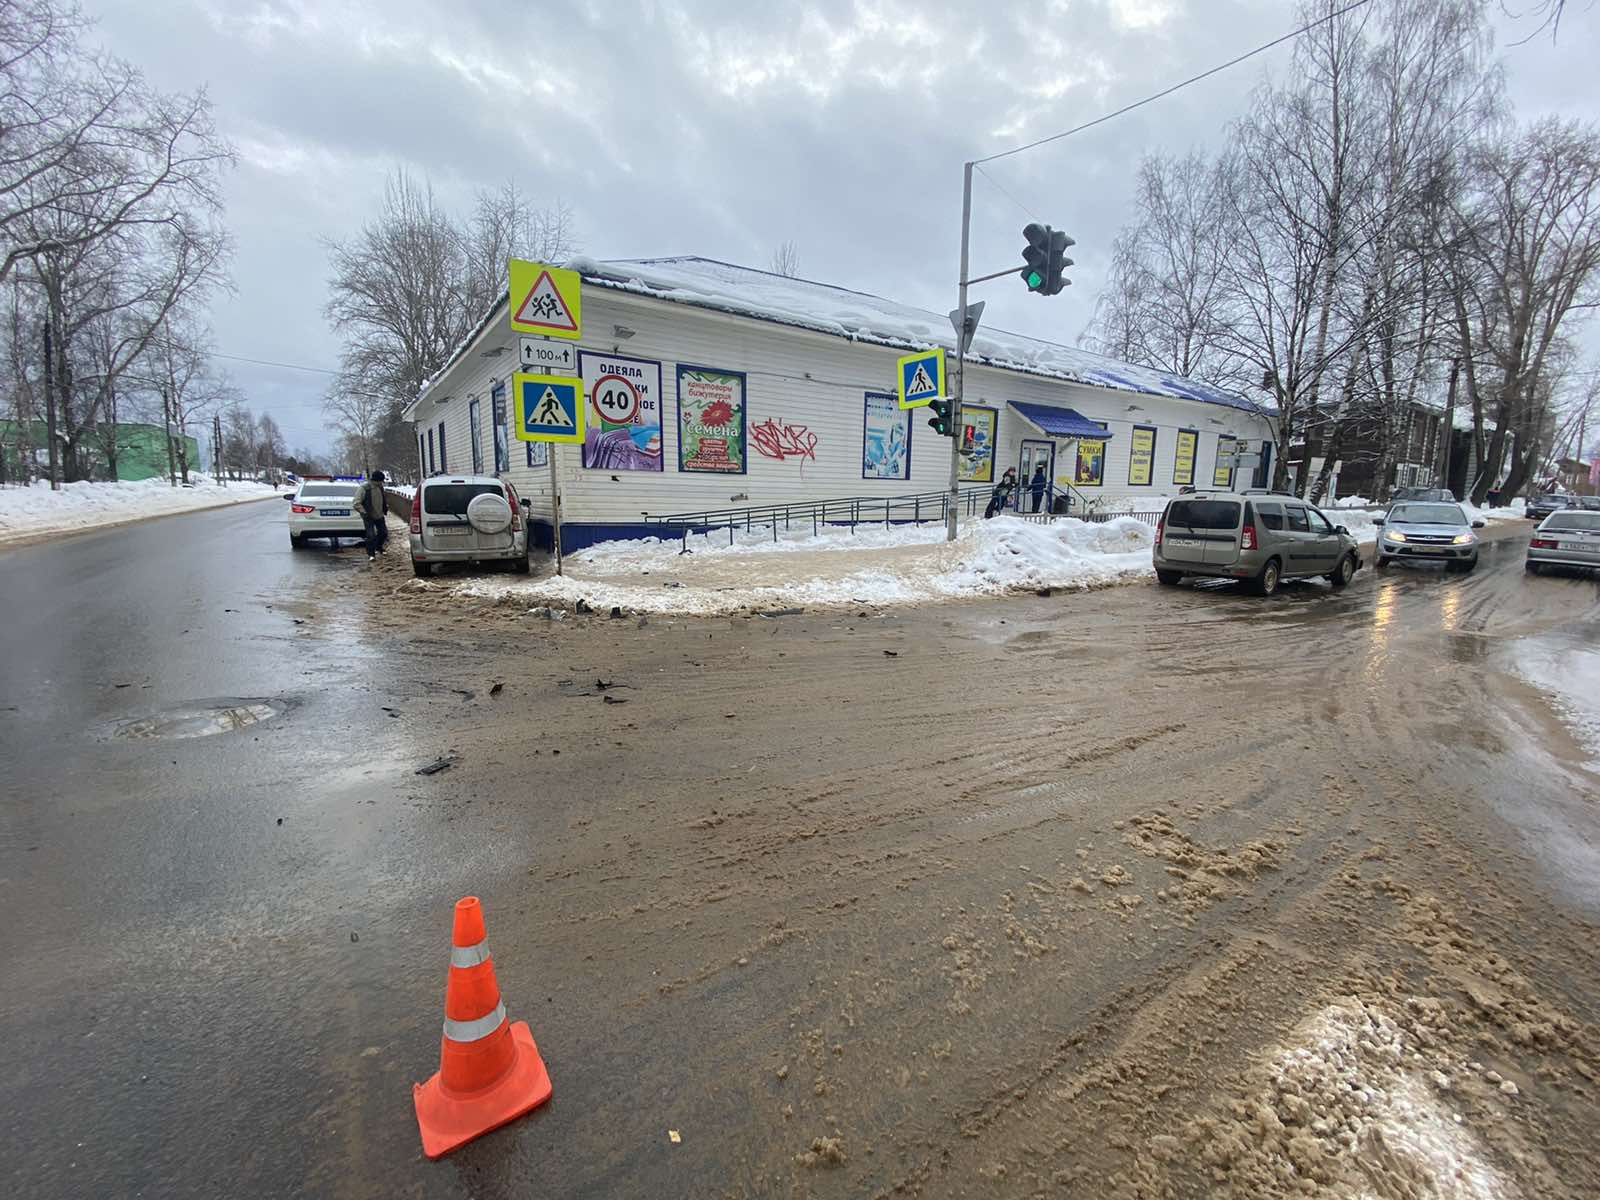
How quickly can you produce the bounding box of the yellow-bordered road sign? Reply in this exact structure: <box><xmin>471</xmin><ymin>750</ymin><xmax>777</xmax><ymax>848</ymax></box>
<box><xmin>513</xmin><ymin>372</ymin><xmax>585</xmax><ymax>444</ymax></box>
<box><xmin>897</xmin><ymin>349</ymin><xmax>944</xmax><ymax>410</ymax></box>
<box><xmin>509</xmin><ymin>260</ymin><xmax>582</xmax><ymax>340</ymax></box>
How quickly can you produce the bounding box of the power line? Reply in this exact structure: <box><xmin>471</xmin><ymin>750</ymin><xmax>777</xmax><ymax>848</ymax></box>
<box><xmin>974</xmin><ymin>0</ymin><xmax>1377</xmax><ymax>166</ymax></box>
<box><xmin>211</xmin><ymin>350</ymin><xmax>340</xmax><ymax>375</ymax></box>
<box><xmin>974</xmin><ymin>163</ymin><xmax>1040</xmax><ymax>222</ymax></box>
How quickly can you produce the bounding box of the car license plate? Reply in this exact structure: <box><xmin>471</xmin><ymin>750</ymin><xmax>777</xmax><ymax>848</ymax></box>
<box><xmin>1561</xmin><ymin>541</ymin><xmax>1592</xmax><ymax>552</ymax></box>
<box><xmin>319</xmin><ymin>508</ymin><xmax>350</xmax><ymax>517</ymax></box>
<box><xmin>433</xmin><ymin>525</ymin><xmax>467</xmax><ymax>535</ymax></box>
<box><xmin>1167</xmin><ymin>537</ymin><xmax>1202</xmax><ymax>548</ymax></box>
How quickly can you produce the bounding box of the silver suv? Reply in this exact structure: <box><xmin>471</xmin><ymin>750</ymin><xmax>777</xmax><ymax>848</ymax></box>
<box><xmin>408</xmin><ymin>475</ymin><xmax>530</xmax><ymax>577</ymax></box>
<box><xmin>1153</xmin><ymin>491</ymin><xmax>1361</xmax><ymax>596</ymax></box>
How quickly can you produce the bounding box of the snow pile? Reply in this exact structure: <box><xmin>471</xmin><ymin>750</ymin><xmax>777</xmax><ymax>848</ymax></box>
<box><xmin>447</xmin><ymin>514</ymin><xmax>1157</xmax><ymax>615</ymax></box>
<box><xmin>1512</xmin><ymin>633</ymin><xmax>1600</xmax><ymax>769</ymax></box>
<box><xmin>0</xmin><ymin>475</ymin><xmax>280</xmax><ymax>544</ymax></box>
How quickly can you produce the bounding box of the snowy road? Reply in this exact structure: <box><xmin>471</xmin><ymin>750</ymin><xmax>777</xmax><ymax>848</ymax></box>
<box><xmin>2</xmin><ymin>506</ymin><xmax>1598</xmax><ymax>1198</ymax></box>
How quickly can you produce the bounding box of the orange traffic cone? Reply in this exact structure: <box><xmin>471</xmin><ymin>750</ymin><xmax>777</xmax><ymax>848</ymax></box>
<box><xmin>413</xmin><ymin>896</ymin><xmax>552</xmax><ymax>1159</ymax></box>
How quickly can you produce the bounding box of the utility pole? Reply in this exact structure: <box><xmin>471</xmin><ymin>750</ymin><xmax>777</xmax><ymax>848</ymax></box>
<box><xmin>162</xmin><ymin>387</ymin><xmax>176</xmax><ymax>485</ymax></box>
<box><xmin>947</xmin><ymin>161</ymin><xmax>973</xmax><ymax>542</ymax></box>
<box><xmin>42</xmin><ymin>319</ymin><xmax>59</xmax><ymax>491</ymax></box>
<box><xmin>214</xmin><ymin>411</ymin><xmax>225</xmax><ymax>485</ymax></box>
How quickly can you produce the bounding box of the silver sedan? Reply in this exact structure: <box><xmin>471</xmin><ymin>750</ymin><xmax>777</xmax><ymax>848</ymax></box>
<box><xmin>1526</xmin><ymin>510</ymin><xmax>1600</xmax><ymax>574</ymax></box>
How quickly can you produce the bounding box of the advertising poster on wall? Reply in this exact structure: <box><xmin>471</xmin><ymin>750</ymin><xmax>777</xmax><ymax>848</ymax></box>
<box><xmin>579</xmin><ymin>352</ymin><xmax>663</xmax><ymax>471</ymax></box>
<box><xmin>1128</xmin><ymin>425</ymin><xmax>1156</xmax><ymax>486</ymax></box>
<box><xmin>1213</xmin><ymin>436</ymin><xmax>1236</xmax><ymax>488</ymax></box>
<box><xmin>861</xmin><ymin>391</ymin><xmax>912</xmax><ymax>480</ymax></box>
<box><xmin>957</xmin><ymin>405</ymin><xmax>997</xmax><ymax>482</ymax></box>
<box><xmin>490</xmin><ymin>382</ymin><xmax>509</xmax><ymax>474</ymax></box>
<box><xmin>1173</xmin><ymin>429</ymin><xmax>1197</xmax><ymax>486</ymax></box>
<box><xmin>526</xmin><ymin>440</ymin><xmax>548</xmax><ymax>468</ymax></box>
<box><xmin>1075</xmin><ymin>438</ymin><xmax>1106</xmax><ymax>486</ymax></box>
<box><xmin>677</xmin><ymin>365</ymin><xmax>747</xmax><ymax>473</ymax></box>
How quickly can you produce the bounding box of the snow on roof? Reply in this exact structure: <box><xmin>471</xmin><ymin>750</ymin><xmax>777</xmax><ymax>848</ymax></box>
<box><xmin>413</xmin><ymin>256</ymin><xmax>1269</xmax><ymax>420</ymax></box>
<box><xmin>581</xmin><ymin>257</ymin><xmax>1267</xmax><ymax>417</ymax></box>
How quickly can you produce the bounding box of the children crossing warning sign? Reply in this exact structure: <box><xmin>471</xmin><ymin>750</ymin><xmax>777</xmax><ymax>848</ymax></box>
<box><xmin>513</xmin><ymin>373</ymin><xmax>584</xmax><ymax>444</ymax></box>
<box><xmin>896</xmin><ymin>348</ymin><xmax>945</xmax><ymax>410</ymax></box>
<box><xmin>509</xmin><ymin>260</ymin><xmax>582</xmax><ymax>340</ymax></box>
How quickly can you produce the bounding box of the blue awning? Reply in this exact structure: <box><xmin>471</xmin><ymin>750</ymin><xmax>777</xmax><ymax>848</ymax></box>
<box><xmin>1008</xmin><ymin>401</ymin><xmax>1113</xmax><ymax>440</ymax></box>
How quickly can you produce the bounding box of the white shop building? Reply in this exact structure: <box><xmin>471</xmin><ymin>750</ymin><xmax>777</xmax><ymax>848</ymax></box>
<box><xmin>402</xmin><ymin>257</ymin><xmax>1277</xmax><ymax>552</ymax></box>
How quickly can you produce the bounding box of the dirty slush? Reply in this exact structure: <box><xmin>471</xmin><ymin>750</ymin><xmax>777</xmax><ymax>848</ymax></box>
<box><xmin>329</xmin><ymin>542</ymin><xmax>1600</xmax><ymax>1198</ymax></box>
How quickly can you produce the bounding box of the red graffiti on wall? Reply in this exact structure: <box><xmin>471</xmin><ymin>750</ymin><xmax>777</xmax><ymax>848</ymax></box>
<box><xmin>751</xmin><ymin>417</ymin><xmax>819</xmax><ymax>464</ymax></box>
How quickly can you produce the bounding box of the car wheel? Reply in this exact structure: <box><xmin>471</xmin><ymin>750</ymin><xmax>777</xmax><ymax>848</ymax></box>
<box><xmin>1329</xmin><ymin>553</ymin><xmax>1356</xmax><ymax>588</ymax></box>
<box><xmin>290</xmin><ymin>533</ymin><xmax>305</xmax><ymax>549</ymax></box>
<box><xmin>1251</xmin><ymin>558</ymin><xmax>1281</xmax><ymax>596</ymax></box>
<box><xmin>1373</xmin><ymin>556</ymin><xmax>1389</xmax><ymax>570</ymax></box>
<box><xmin>412</xmin><ymin>559</ymin><xmax>432</xmax><ymax>578</ymax></box>
<box><xmin>1155</xmin><ymin>569</ymin><xmax>1181</xmax><ymax>586</ymax></box>
<box><xmin>511</xmin><ymin>548</ymin><xmax>531</xmax><ymax>575</ymax></box>
<box><xmin>1524</xmin><ymin>560</ymin><xmax>1540</xmax><ymax>575</ymax></box>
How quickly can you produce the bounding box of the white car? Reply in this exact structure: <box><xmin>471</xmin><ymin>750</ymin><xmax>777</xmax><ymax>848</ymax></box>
<box><xmin>286</xmin><ymin>479</ymin><xmax>367</xmax><ymax>548</ymax></box>
<box><xmin>408</xmin><ymin>475</ymin><xmax>529</xmax><ymax>576</ymax></box>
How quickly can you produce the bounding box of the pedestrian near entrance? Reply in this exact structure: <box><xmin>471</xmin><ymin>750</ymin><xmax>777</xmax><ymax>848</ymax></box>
<box><xmin>355</xmin><ymin>471</ymin><xmax>388</xmax><ymax>561</ymax></box>
<box><xmin>985</xmin><ymin>467</ymin><xmax>1018</xmax><ymax>519</ymax></box>
<box><xmin>1030</xmin><ymin>465</ymin><xmax>1048</xmax><ymax>513</ymax></box>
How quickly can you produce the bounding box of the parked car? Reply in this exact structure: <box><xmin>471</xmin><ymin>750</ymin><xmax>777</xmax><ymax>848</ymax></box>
<box><xmin>1525</xmin><ymin>509</ymin><xmax>1600</xmax><ymax>575</ymax></box>
<box><xmin>1575</xmin><ymin>496</ymin><xmax>1600</xmax><ymax>512</ymax></box>
<box><xmin>1373</xmin><ymin>502</ymin><xmax>1484</xmax><ymax>573</ymax></box>
<box><xmin>1389</xmin><ymin>486</ymin><xmax>1455</xmax><ymax>503</ymax></box>
<box><xmin>286</xmin><ymin>479</ymin><xmax>366</xmax><ymax>548</ymax></box>
<box><xmin>1153</xmin><ymin>492</ymin><xmax>1361</xmax><ymax>596</ymax></box>
<box><xmin>1526</xmin><ymin>492</ymin><xmax>1575</xmax><ymax>521</ymax></box>
<box><xmin>409</xmin><ymin>474</ymin><xmax>530</xmax><ymax>577</ymax></box>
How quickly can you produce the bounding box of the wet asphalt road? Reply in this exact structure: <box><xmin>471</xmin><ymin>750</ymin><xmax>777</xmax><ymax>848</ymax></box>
<box><xmin>2</xmin><ymin>504</ymin><xmax>1598</xmax><ymax>1199</ymax></box>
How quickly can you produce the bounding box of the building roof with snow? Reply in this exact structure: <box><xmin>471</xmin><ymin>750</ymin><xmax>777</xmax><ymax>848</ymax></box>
<box><xmin>411</xmin><ymin>256</ymin><xmax>1267</xmax><ymax>420</ymax></box>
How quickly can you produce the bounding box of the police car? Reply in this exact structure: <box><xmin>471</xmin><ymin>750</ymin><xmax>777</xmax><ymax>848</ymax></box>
<box><xmin>285</xmin><ymin>476</ymin><xmax>369</xmax><ymax>548</ymax></box>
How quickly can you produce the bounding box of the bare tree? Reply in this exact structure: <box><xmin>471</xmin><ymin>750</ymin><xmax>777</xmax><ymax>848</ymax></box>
<box><xmin>770</xmin><ymin>240</ymin><xmax>800</xmax><ymax>278</ymax></box>
<box><xmin>322</xmin><ymin>380</ymin><xmax>385</xmax><ymax>476</ymax></box>
<box><xmin>221</xmin><ymin>402</ymin><xmax>256</xmax><ymax>480</ymax></box>
<box><xmin>1</xmin><ymin>1</ymin><xmax>233</xmax><ymax>285</ymax></box>
<box><xmin>463</xmin><ymin>180</ymin><xmax>575</xmax><ymax>313</ymax></box>
<box><xmin>1085</xmin><ymin>153</ymin><xmax>1233</xmax><ymax>385</ymax></box>
<box><xmin>1445</xmin><ymin>119</ymin><xmax>1600</xmax><ymax>501</ymax></box>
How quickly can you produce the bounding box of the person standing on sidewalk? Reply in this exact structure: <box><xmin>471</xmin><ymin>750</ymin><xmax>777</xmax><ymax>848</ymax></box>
<box><xmin>355</xmin><ymin>470</ymin><xmax>388</xmax><ymax>562</ymax></box>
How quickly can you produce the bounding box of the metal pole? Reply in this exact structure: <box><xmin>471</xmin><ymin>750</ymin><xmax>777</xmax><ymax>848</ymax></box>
<box><xmin>947</xmin><ymin>160</ymin><xmax>973</xmax><ymax>542</ymax></box>
<box><xmin>549</xmin><ymin>445</ymin><xmax>564</xmax><ymax>575</ymax></box>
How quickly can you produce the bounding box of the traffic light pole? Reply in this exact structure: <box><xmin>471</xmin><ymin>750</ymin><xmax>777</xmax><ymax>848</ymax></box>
<box><xmin>947</xmin><ymin>160</ymin><xmax>973</xmax><ymax>543</ymax></box>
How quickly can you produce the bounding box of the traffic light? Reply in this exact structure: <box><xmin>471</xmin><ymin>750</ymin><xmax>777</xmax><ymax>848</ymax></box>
<box><xmin>1045</xmin><ymin>229</ymin><xmax>1074</xmax><ymax>295</ymax></box>
<box><xmin>1021</xmin><ymin>223</ymin><xmax>1050</xmax><ymax>293</ymax></box>
<box><xmin>927</xmin><ymin>398</ymin><xmax>954</xmax><ymax>437</ymax></box>
<box><xmin>1020</xmin><ymin>223</ymin><xmax>1074</xmax><ymax>296</ymax></box>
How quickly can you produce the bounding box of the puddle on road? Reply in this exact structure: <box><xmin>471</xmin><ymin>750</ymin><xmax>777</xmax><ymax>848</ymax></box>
<box><xmin>107</xmin><ymin>698</ymin><xmax>286</xmax><ymax>741</ymax></box>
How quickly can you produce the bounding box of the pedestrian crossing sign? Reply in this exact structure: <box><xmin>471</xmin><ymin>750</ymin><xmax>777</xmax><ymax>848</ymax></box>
<box><xmin>897</xmin><ymin>348</ymin><xmax>945</xmax><ymax>410</ymax></box>
<box><xmin>513</xmin><ymin>372</ymin><xmax>585</xmax><ymax>444</ymax></box>
<box><xmin>509</xmin><ymin>259</ymin><xmax>582</xmax><ymax>340</ymax></box>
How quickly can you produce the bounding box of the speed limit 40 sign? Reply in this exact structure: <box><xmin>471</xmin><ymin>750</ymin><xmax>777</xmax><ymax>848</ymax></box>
<box><xmin>578</xmin><ymin>352</ymin><xmax>663</xmax><ymax>471</ymax></box>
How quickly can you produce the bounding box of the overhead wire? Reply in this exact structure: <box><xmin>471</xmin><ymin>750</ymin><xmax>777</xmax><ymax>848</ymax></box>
<box><xmin>973</xmin><ymin>0</ymin><xmax>1377</xmax><ymax>166</ymax></box>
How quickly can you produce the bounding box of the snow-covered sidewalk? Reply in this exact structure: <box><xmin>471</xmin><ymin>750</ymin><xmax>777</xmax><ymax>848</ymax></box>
<box><xmin>0</xmin><ymin>475</ymin><xmax>281</xmax><ymax>546</ymax></box>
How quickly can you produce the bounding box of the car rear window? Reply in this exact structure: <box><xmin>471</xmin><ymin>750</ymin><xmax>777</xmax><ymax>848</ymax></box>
<box><xmin>300</xmin><ymin>484</ymin><xmax>359</xmax><ymax>499</ymax></box>
<box><xmin>1165</xmin><ymin>499</ymin><xmax>1239</xmax><ymax>530</ymax></box>
<box><xmin>1545</xmin><ymin>513</ymin><xmax>1600</xmax><ymax>531</ymax></box>
<box><xmin>422</xmin><ymin>482</ymin><xmax>503</xmax><ymax>516</ymax></box>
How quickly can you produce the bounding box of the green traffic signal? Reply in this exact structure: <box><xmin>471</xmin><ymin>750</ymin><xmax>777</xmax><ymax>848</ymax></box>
<box><xmin>927</xmin><ymin>398</ymin><xmax>953</xmax><ymax>437</ymax></box>
<box><xmin>1026</xmin><ymin>270</ymin><xmax>1043</xmax><ymax>288</ymax></box>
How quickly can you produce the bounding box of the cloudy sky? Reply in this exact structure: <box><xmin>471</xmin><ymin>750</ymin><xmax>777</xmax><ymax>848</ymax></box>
<box><xmin>86</xmin><ymin>0</ymin><xmax>1600</xmax><ymax>456</ymax></box>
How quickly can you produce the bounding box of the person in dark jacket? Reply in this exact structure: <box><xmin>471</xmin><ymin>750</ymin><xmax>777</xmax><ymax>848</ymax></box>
<box><xmin>985</xmin><ymin>467</ymin><xmax>1018</xmax><ymax>518</ymax></box>
<box><xmin>1029</xmin><ymin>465</ymin><xmax>1048</xmax><ymax>513</ymax></box>
<box><xmin>355</xmin><ymin>471</ymin><xmax>388</xmax><ymax>561</ymax></box>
